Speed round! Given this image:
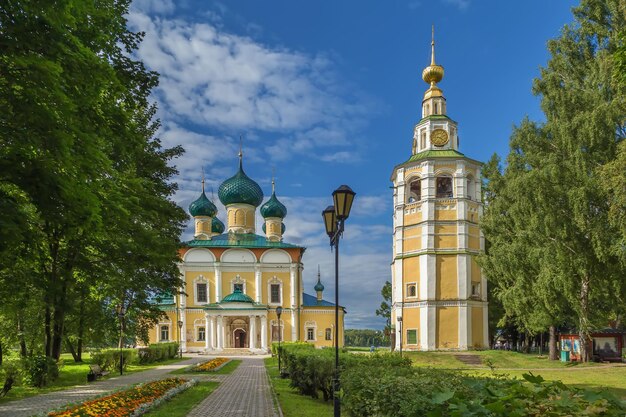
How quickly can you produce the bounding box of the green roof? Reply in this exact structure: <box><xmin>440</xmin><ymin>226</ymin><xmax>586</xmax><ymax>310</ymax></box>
<box><xmin>260</xmin><ymin>192</ymin><xmax>288</xmax><ymax>218</ymax></box>
<box><xmin>189</xmin><ymin>192</ymin><xmax>217</xmax><ymax>217</ymax></box>
<box><xmin>218</xmin><ymin>160</ymin><xmax>264</xmax><ymax>207</ymax></box>
<box><xmin>211</xmin><ymin>217</ymin><xmax>225</xmax><ymax>234</ymax></box>
<box><xmin>406</xmin><ymin>149</ymin><xmax>467</xmax><ymax>162</ymax></box>
<box><xmin>184</xmin><ymin>233</ymin><xmax>303</xmax><ymax>249</ymax></box>
<box><xmin>221</xmin><ymin>287</ymin><xmax>254</xmax><ymax>303</ymax></box>
<box><xmin>415</xmin><ymin>114</ymin><xmax>457</xmax><ymax>124</ymax></box>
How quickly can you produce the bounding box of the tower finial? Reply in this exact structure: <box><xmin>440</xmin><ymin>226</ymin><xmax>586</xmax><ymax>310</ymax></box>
<box><xmin>271</xmin><ymin>167</ymin><xmax>276</xmax><ymax>194</ymax></box>
<box><xmin>431</xmin><ymin>25</ymin><xmax>436</xmax><ymax>65</ymax></box>
<box><xmin>317</xmin><ymin>264</ymin><xmax>320</xmax><ymax>279</ymax></box>
<box><xmin>201</xmin><ymin>167</ymin><xmax>206</xmax><ymax>193</ymax></box>
<box><xmin>238</xmin><ymin>135</ymin><xmax>243</xmax><ymax>169</ymax></box>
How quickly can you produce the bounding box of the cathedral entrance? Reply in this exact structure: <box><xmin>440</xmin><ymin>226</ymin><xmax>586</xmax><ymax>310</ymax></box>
<box><xmin>234</xmin><ymin>328</ymin><xmax>247</xmax><ymax>348</ymax></box>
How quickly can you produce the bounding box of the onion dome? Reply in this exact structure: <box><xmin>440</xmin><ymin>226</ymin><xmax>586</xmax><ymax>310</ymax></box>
<box><xmin>314</xmin><ymin>276</ymin><xmax>325</xmax><ymax>292</ymax></box>
<box><xmin>189</xmin><ymin>192</ymin><xmax>217</xmax><ymax>217</ymax></box>
<box><xmin>218</xmin><ymin>157</ymin><xmax>264</xmax><ymax>207</ymax></box>
<box><xmin>211</xmin><ymin>217</ymin><xmax>225</xmax><ymax>234</ymax></box>
<box><xmin>421</xmin><ymin>26</ymin><xmax>445</xmax><ymax>100</ymax></box>
<box><xmin>221</xmin><ymin>287</ymin><xmax>254</xmax><ymax>303</ymax></box>
<box><xmin>260</xmin><ymin>181</ymin><xmax>287</xmax><ymax>219</ymax></box>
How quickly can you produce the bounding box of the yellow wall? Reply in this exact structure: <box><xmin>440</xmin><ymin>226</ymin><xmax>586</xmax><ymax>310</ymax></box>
<box><xmin>261</xmin><ymin>271</ymin><xmax>290</xmax><ymax>306</ymax></box>
<box><xmin>436</xmin><ymin>307</ymin><xmax>459</xmax><ymax>349</ymax></box>
<box><xmin>468</xmin><ymin>225</ymin><xmax>480</xmax><ymax>250</ymax></box>
<box><xmin>401</xmin><ymin>307</ymin><xmax>420</xmax><ymax>348</ymax></box>
<box><xmin>471</xmin><ymin>307</ymin><xmax>484</xmax><ymax>348</ymax></box>
<box><xmin>222</xmin><ymin>272</ymin><xmax>255</xmax><ymax>299</ymax></box>
<box><xmin>403</xmin><ymin>206</ymin><xmax>422</xmax><ymax>225</ymax></box>
<box><xmin>471</xmin><ymin>257</ymin><xmax>481</xmax><ymax>283</ymax></box>
<box><xmin>435</xmin><ymin>224</ymin><xmax>457</xmax><ymax>249</ymax></box>
<box><xmin>403</xmin><ymin>226</ymin><xmax>422</xmax><ymax>252</ymax></box>
<box><xmin>300</xmin><ymin>309</ymin><xmax>345</xmax><ymax>348</ymax></box>
<box><xmin>435</xmin><ymin>206</ymin><xmax>457</xmax><ymax>221</ymax></box>
<box><xmin>436</xmin><ymin>255</ymin><xmax>457</xmax><ymax>299</ymax></box>
<box><xmin>402</xmin><ymin>257</ymin><xmax>420</xmax><ymax>300</ymax></box>
<box><xmin>185</xmin><ymin>271</ymin><xmax>215</xmax><ymax>307</ymax></box>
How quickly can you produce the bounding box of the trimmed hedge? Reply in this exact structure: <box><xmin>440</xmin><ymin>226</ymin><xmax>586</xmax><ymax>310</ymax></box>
<box><xmin>90</xmin><ymin>342</ymin><xmax>179</xmax><ymax>371</ymax></box>
<box><xmin>278</xmin><ymin>344</ymin><xmax>626</xmax><ymax>416</ymax></box>
<box><xmin>137</xmin><ymin>342</ymin><xmax>180</xmax><ymax>364</ymax></box>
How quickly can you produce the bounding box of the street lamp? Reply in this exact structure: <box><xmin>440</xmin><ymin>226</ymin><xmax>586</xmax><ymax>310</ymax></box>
<box><xmin>397</xmin><ymin>316</ymin><xmax>403</xmax><ymax>358</ymax></box>
<box><xmin>276</xmin><ymin>306</ymin><xmax>283</xmax><ymax>375</ymax></box>
<box><xmin>177</xmin><ymin>320</ymin><xmax>183</xmax><ymax>358</ymax></box>
<box><xmin>321</xmin><ymin>184</ymin><xmax>356</xmax><ymax>417</ymax></box>
<box><xmin>115</xmin><ymin>304</ymin><xmax>126</xmax><ymax>376</ymax></box>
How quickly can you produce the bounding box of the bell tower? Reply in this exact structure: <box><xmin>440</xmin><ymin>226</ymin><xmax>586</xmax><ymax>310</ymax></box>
<box><xmin>390</xmin><ymin>28</ymin><xmax>488</xmax><ymax>351</ymax></box>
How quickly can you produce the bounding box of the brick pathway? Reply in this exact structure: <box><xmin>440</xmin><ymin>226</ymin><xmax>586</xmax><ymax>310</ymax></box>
<box><xmin>187</xmin><ymin>358</ymin><xmax>278</xmax><ymax>417</ymax></box>
<box><xmin>0</xmin><ymin>357</ymin><xmax>205</xmax><ymax>417</ymax></box>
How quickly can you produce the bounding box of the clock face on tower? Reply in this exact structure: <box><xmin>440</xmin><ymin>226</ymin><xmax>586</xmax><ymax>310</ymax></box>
<box><xmin>431</xmin><ymin>129</ymin><xmax>449</xmax><ymax>147</ymax></box>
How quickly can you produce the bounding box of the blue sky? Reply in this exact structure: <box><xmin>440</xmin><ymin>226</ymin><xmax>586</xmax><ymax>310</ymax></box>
<box><xmin>128</xmin><ymin>0</ymin><xmax>579</xmax><ymax>329</ymax></box>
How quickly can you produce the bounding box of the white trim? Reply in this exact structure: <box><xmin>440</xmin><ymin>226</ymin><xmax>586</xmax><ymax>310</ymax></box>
<box><xmin>405</xmin><ymin>282</ymin><xmax>418</xmax><ymax>298</ymax></box>
<box><xmin>267</xmin><ymin>276</ymin><xmax>283</xmax><ymax>306</ymax></box>
<box><xmin>304</xmin><ymin>321</ymin><xmax>317</xmax><ymax>342</ymax></box>
<box><xmin>193</xmin><ymin>275</ymin><xmax>209</xmax><ymax>305</ymax></box>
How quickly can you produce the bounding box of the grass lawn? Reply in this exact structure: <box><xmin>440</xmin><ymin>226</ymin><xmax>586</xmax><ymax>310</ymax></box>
<box><xmin>142</xmin><ymin>381</ymin><xmax>219</xmax><ymax>417</ymax></box>
<box><xmin>0</xmin><ymin>353</ymin><xmax>190</xmax><ymax>404</ymax></box>
<box><xmin>169</xmin><ymin>359</ymin><xmax>241</xmax><ymax>375</ymax></box>
<box><xmin>265</xmin><ymin>357</ymin><xmax>333</xmax><ymax>417</ymax></box>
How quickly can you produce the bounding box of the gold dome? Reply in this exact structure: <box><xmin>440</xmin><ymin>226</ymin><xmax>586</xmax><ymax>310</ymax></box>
<box><xmin>422</xmin><ymin>64</ymin><xmax>444</xmax><ymax>85</ymax></box>
<box><xmin>421</xmin><ymin>26</ymin><xmax>444</xmax><ymax>100</ymax></box>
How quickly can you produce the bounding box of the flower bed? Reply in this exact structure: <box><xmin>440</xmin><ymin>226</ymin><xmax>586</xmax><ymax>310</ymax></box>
<box><xmin>192</xmin><ymin>358</ymin><xmax>230</xmax><ymax>372</ymax></box>
<box><xmin>47</xmin><ymin>377</ymin><xmax>194</xmax><ymax>417</ymax></box>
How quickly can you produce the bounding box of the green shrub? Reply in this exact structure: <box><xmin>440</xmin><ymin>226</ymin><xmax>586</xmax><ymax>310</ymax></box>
<box><xmin>0</xmin><ymin>359</ymin><xmax>21</xmax><ymax>397</ymax></box>
<box><xmin>137</xmin><ymin>342</ymin><xmax>179</xmax><ymax>364</ymax></box>
<box><xmin>91</xmin><ymin>348</ymin><xmax>137</xmax><ymax>372</ymax></box>
<box><xmin>271</xmin><ymin>340</ymin><xmax>312</xmax><ymax>356</ymax></box>
<box><xmin>22</xmin><ymin>355</ymin><xmax>58</xmax><ymax>388</ymax></box>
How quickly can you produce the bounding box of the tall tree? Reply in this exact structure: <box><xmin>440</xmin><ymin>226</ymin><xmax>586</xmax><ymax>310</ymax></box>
<box><xmin>480</xmin><ymin>0</ymin><xmax>626</xmax><ymax>361</ymax></box>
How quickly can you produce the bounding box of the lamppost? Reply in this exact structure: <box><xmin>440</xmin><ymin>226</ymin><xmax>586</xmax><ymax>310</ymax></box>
<box><xmin>397</xmin><ymin>316</ymin><xmax>403</xmax><ymax>358</ymax></box>
<box><xmin>115</xmin><ymin>304</ymin><xmax>126</xmax><ymax>376</ymax></box>
<box><xmin>322</xmin><ymin>185</ymin><xmax>356</xmax><ymax>417</ymax></box>
<box><xmin>276</xmin><ymin>306</ymin><xmax>283</xmax><ymax>375</ymax></box>
<box><xmin>177</xmin><ymin>320</ymin><xmax>183</xmax><ymax>358</ymax></box>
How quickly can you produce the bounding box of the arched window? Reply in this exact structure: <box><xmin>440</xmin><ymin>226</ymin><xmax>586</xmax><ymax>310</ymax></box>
<box><xmin>234</xmin><ymin>209</ymin><xmax>245</xmax><ymax>225</ymax></box>
<box><xmin>436</xmin><ymin>176</ymin><xmax>453</xmax><ymax>198</ymax></box>
<box><xmin>434</xmin><ymin>102</ymin><xmax>439</xmax><ymax>114</ymax></box>
<box><xmin>406</xmin><ymin>178</ymin><xmax>421</xmax><ymax>203</ymax></box>
<box><xmin>466</xmin><ymin>175</ymin><xmax>476</xmax><ymax>200</ymax></box>
<box><xmin>420</xmin><ymin>131</ymin><xmax>426</xmax><ymax>149</ymax></box>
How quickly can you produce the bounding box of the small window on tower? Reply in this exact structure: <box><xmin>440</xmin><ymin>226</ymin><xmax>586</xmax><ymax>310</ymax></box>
<box><xmin>407</xmin><ymin>329</ymin><xmax>417</xmax><ymax>345</ymax></box>
<box><xmin>306</xmin><ymin>327</ymin><xmax>315</xmax><ymax>341</ymax></box>
<box><xmin>436</xmin><ymin>176</ymin><xmax>453</xmax><ymax>198</ymax></box>
<box><xmin>234</xmin><ymin>283</ymin><xmax>244</xmax><ymax>293</ymax></box>
<box><xmin>471</xmin><ymin>282</ymin><xmax>481</xmax><ymax>298</ymax></box>
<box><xmin>421</xmin><ymin>131</ymin><xmax>426</xmax><ymax>149</ymax></box>
<box><xmin>406</xmin><ymin>283</ymin><xmax>417</xmax><ymax>298</ymax></box>
<box><xmin>407</xmin><ymin>179</ymin><xmax>421</xmax><ymax>203</ymax></box>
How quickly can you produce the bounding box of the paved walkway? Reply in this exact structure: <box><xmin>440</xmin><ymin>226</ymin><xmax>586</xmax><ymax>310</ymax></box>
<box><xmin>0</xmin><ymin>357</ymin><xmax>205</xmax><ymax>417</ymax></box>
<box><xmin>187</xmin><ymin>358</ymin><xmax>279</xmax><ymax>417</ymax></box>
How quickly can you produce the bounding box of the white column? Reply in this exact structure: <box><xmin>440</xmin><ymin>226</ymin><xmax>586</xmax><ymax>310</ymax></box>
<box><xmin>210</xmin><ymin>316</ymin><xmax>216</xmax><ymax>349</ymax></box>
<box><xmin>204</xmin><ymin>314</ymin><xmax>210</xmax><ymax>351</ymax></box>
<box><xmin>419</xmin><ymin>306</ymin><xmax>429</xmax><ymax>350</ymax></box>
<box><xmin>261</xmin><ymin>315</ymin><xmax>268</xmax><ymax>351</ymax></box>
<box><xmin>249</xmin><ymin>315</ymin><xmax>256</xmax><ymax>350</ymax></box>
<box><xmin>290</xmin><ymin>265</ymin><xmax>296</xmax><ymax>307</ymax></box>
<box><xmin>291</xmin><ymin>310</ymin><xmax>297</xmax><ymax>341</ymax></box>
<box><xmin>215</xmin><ymin>262</ymin><xmax>222</xmax><ymax>302</ymax></box>
<box><xmin>459</xmin><ymin>305</ymin><xmax>469</xmax><ymax>350</ymax></box>
<box><xmin>255</xmin><ymin>264</ymin><xmax>262</xmax><ymax>303</ymax></box>
<box><xmin>180</xmin><ymin>307</ymin><xmax>187</xmax><ymax>352</ymax></box>
<box><xmin>217</xmin><ymin>316</ymin><xmax>224</xmax><ymax>350</ymax></box>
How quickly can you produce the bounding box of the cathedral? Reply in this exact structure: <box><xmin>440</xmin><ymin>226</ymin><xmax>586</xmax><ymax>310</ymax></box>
<box><xmin>390</xmin><ymin>30</ymin><xmax>489</xmax><ymax>350</ymax></box>
<box><xmin>149</xmin><ymin>154</ymin><xmax>344</xmax><ymax>352</ymax></box>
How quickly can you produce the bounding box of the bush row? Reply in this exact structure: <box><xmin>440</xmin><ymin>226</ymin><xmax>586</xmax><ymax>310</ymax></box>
<box><xmin>0</xmin><ymin>356</ymin><xmax>59</xmax><ymax>392</ymax></box>
<box><xmin>277</xmin><ymin>344</ymin><xmax>626</xmax><ymax>416</ymax></box>
<box><xmin>91</xmin><ymin>342</ymin><xmax>180</xmax><ymax>371</ymax></box>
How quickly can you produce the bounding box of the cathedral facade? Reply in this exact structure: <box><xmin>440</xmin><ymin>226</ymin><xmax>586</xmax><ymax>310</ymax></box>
<box><xmin>149</xmin><ymin>156</ymin><xmax>344</xmax><ymax>352</ymax></box>
<box><xmin>390</xmin><ymin>32</ymin><xmax>489</xmax><ymax>351</ymax></box>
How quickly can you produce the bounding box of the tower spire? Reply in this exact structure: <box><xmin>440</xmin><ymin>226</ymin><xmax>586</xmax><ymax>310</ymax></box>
<box><xmin>271</xmin><ymin>167</ymin><xmax>276</xmax><ymax>194</ymax></box>
<box><xmin>238</xmin><ymin>135</ymin><xmax>243</xmax><ymax>170</ymax></box>
<box><xmin>201</xmin><ymin>167</ymin><xmax>206</xmax><ymax>193</ymax></box>
<box><xmin>431</xmin><ymin>25</ymin><xmax>436</xmax><ymax>65</ymax></box>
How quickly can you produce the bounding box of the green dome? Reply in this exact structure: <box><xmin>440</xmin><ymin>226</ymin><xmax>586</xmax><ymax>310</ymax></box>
<box><xmin>218</xmin><ymin>161</ymin><xmax>264</xmax><ymax>207</ymax></box>
<box><xmin>212</xmin><ymin>217</ymin><xmax>225</xmax><ymax>234</ymax></box>
<box><xmin>189</xmin><ymin>192</ymin><xmax>217</xmax><ymax>217</ymax></box>
<box><xmin>262</xmin><ymin>222</ymin><xmax>286</xmax><ymax>234</ymax></box>
<box><xmin>314</xmin><ymin>279</ymin><xmax>325</xmax><ymax>292</ymax></box>
<box><xmin>221</xmin><ymin>287</ymin><xmax>254</xmax><ymax>303</ymax></box>
<box><xmin>260</xmin><ymin>192</ymin><xmax>287</xmax><ymax>219</ymax></box>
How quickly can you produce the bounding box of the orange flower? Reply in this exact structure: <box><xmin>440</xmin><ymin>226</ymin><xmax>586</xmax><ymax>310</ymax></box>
<box><xmin>193</xmin><ymin>358</ymin><xmax>229</xmax><ymax>372</ymax></box>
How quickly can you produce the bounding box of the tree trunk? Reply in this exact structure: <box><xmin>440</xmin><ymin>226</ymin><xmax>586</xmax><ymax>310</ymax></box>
<box><xmin>65</xmin><ymin>337</ymin><xmax>79</xmax><ymax>362</ymax></box>
<box><xmin>17</xmin><ymin>316</ymin><xmax>27</xmax><ymax>357</ymax></box>
<box><xmin>45</xmin><ymin>306</ymin><xmax>52</xmax><ymax>357</ymax></box>
<box><xmin>579</xmin><ymin>275</ymin><xmax>591</xmax><ymax>362</ymax></box>
<box><xmin>549</xmin><ymin>325</ymin><xmax>558</xmax><ymax>360</ymax></box>
<box><xmin>51</xmin><ymin>307</ymin><xmax>65</xmax><ymax>360</ymax></box>
<box><xmin>76</xmin><ymin>288</ymin><xmax>86</xmax><ymax>362</ymax></box>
